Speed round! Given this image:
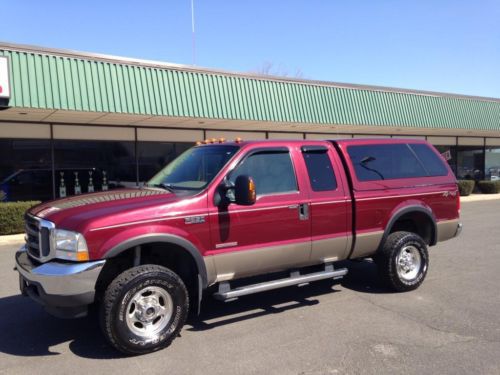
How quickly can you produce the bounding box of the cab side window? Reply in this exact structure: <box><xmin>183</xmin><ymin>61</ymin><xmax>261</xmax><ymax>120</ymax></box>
<box><xmin>302</xmin><ymin>150</ymin><xmax>337</xmax><ymax>191</ymax></box>
<box><xmin>229</xmin><ymin>150</ymin><xmax>297</xmax><ymax>196</ymax></box>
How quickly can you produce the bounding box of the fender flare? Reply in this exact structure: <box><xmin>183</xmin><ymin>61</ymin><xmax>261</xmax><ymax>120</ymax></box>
<box><xmin>379</xmin><ymin>206</ymin><xmax>438</xmax><ymax>250</ymax></box>
<box><xmin>103</xmin><ymin>234</ymin><xmax>208</xmax><ymax>289</ymax></box>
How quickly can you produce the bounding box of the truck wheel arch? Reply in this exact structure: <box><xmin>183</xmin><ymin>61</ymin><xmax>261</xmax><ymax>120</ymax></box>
<box><xmin>103</xmin><ymin>234</ymin><xmax>209</xmax><ymax>289</ymax></box>
<box><xmin>379</xmin><ymin>206</ymin><xmax>437</xmax><ymax>250</ymax></box>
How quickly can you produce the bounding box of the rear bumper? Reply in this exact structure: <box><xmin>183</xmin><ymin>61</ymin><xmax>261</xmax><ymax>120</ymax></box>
<box><xmin>454</xmin><ymin>222</ymin><xmax>463</xmax><ymax>237</ymax></box>
<box><xmin>15</xmin><ymin>246</ymin><xmax>106</xmax><ymax>318</ymax></box>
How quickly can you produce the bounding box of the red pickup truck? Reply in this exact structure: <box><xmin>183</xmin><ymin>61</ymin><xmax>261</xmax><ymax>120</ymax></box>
<box><xmin>15</xmin><ymin>138</ymin><xmax>461</xmax><ymax>354</ymax></box>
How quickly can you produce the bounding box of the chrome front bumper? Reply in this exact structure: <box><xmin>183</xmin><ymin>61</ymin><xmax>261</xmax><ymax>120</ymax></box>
<box><xmin>15</xmin><ymin>246</ymin><xmax>106</xmax><ymax>317</ymax></box>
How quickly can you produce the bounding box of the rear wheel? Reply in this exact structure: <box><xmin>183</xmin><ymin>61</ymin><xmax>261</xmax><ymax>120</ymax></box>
<box><xmin>100</xmin><ymin>264</ymin><xmax>189</xmax><ymax>355</ymax></box>
<box><xmin>375</xmin><ymin>231</ymin><xmax>429</xmax><ymax>292</ymax></box>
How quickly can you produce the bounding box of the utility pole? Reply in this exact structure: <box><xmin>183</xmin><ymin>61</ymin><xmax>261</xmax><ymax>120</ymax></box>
<box><xmin>191</xmin><ymin>0</ymin><xmax>196</xmax><ymax>65</ymax></box>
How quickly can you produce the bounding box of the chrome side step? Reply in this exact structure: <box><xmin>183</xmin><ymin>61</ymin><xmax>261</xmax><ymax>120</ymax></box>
<box><xmin>213</xmin><ymin>263</ymin><xmax>348</xmax><ymax>302</ymax></box>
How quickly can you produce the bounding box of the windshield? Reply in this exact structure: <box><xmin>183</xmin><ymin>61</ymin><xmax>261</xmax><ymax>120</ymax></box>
<box><xmin>147</xmin><ymin>145</ymin><xmax>239</xmax><ymax>191</ymax></box>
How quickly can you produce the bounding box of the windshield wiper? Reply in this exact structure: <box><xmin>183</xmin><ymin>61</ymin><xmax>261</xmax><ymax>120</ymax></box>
<box><xmin>147</xmin><ymin>183</ymin><xmax>176</xmax><ymax>193</ymax></box>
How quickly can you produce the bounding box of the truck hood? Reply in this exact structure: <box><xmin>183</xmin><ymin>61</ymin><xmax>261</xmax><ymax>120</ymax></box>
<box><xmin>29</xmin><ymin>188</ymin><xmax>183</xmax><ymax>232</ymax></box>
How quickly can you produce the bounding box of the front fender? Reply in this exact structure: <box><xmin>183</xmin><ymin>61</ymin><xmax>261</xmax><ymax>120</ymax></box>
<box><xmin>91</xmin><ymin>224</ymin><xmax>209</xmax><ymax>288</ymax></box>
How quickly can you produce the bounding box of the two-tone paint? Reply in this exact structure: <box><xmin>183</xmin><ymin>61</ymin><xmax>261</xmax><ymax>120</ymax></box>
<box><xmin>28</xmin><ymin>139</ymin><xmax>460</xmax><ymax>290</ymax></box>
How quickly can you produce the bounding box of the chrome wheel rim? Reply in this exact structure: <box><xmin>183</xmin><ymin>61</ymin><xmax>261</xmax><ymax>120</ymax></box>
<box><xmin>396</xmin><ymin>245</ymin><xmax>422</xmax><ymax>281</ymax></box>
<box><xmin>125</xmin><ymin>286</ymin><xmax>173</xmax><ymax>339</ymax></box>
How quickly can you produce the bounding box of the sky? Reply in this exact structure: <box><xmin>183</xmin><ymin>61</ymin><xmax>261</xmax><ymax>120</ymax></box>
<box><xmin>1</xmin><ymin>0</ymin><xmax>499</xmax><ymax>98</ymax></box>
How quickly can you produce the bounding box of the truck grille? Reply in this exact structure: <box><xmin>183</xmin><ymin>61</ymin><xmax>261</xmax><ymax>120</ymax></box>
<box><xmin>25</xmin><ymin>215</ymin><xmax>54</xmax><ymax>261</ymax></box>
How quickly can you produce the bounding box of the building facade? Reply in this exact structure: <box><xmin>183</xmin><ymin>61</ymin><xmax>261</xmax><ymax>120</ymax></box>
<box><xmin>0</xmin><ymin>42</ymin><xmax>499</xmax><ymax>202</ymax></box>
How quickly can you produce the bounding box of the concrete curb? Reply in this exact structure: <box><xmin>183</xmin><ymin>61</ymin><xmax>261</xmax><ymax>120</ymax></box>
<box><xmin>460</xmin><ymin>194</ymin><xmax>500</xmax><ymax>203</ymax></box>
<box><xmin>0</xmin><ymin>233</ymin><xmax>24</xmax><ymax>247</ymax></box>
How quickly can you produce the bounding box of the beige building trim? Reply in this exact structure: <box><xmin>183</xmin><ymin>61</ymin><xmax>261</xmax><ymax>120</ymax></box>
<box><xmin>268</xmin><ymin>132</ymin><xmax>304</xmax><ymax>140</ymax></box>
<box><xmin>427</xmin><ymin>136</ymin><xmax>456</xmax><ymax>146</ymax></box>
<box><xmin>305</xmin><ymin>133</ymin><xmax>337</xmax><ymax>140</ymax></box>
<box><xmin>458</xmin><ymin>137</ymin><xmax>484</xmax><ymax>146</ymax></box>
<box><xmin>391</xmin><ymin>135</ymin><xmax>426</xmax><ymax>139</ymax></box>
<box><xmin>0</xmin><ymin>122</ymin><xmax>51</xmax><ymax>139</ymax></box>
<box><xmin>53</xmin><ymin>125</ymin><xmax>135</xmax><ymax>141</ymax></box>
<box><xmin>352</xmin><ymin>134</ymin><xmax>391</xmax><ymax>138</ymax></box>
<box><xmin>205</xmin><ymin>130</ymin><xmax>266</xmax><ymax>140</ymax></box>
<box><xmin>137</xmin><ymin>128</ymin><xmax>203</xmax><ymax>142</ymax></box>
<box><xmin>486</xmin><ymin>138</ymin><xmax>500</xmax><ymax>147</ymax></box>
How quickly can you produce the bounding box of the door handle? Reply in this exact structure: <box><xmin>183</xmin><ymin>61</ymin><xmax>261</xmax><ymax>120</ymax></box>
<box><xmin>288</xmin><ymin>204</ymin><xmax>299</xmax><ymax>209</ymax></box>
<box><xmin>299</xmin><ymin>203</ymin><xmax>309</xmax><ymax>220</ymax></box>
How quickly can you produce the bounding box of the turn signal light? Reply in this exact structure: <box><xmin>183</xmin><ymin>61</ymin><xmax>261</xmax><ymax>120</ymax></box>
<box><xmin>76</xmin><ymin>252</ymin><xmax>90</xmax><ymax>262</ymax></box>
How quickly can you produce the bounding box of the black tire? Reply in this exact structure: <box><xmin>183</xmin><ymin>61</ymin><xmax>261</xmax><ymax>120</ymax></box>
<box><xmin>100</xmin><ymin>264</ymin><xmax>189</xmax><ymax>355</ymax></box>
<box><xmin>375</xmin><ymin>231</ymin><xmax>429</xmax><ymax>292</ymax></box>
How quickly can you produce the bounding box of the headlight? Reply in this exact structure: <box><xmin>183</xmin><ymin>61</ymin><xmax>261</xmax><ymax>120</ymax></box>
<box><xmin>54</xmin><ymin>229</ymin><xmax>89</xmax><ymax>261</ymax></box>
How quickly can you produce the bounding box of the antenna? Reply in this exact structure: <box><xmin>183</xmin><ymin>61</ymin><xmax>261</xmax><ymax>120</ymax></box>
<box><xmin>191</xmin><ymin>0</ymin><xmax>196</xmax><ymax>65</ymax></box>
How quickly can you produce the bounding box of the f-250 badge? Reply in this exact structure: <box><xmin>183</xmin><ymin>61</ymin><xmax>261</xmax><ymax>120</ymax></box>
<box><xmin>184</xmin><ymin>216</ymin><xmax>206</xmax><ymax>224</ymax></box>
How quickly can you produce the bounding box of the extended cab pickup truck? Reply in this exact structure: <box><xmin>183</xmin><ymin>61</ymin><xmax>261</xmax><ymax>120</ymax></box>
<box><xmin>15</xmin><ymin>138</ymin><xmax>461</xmax><ymax>355</ymax></box>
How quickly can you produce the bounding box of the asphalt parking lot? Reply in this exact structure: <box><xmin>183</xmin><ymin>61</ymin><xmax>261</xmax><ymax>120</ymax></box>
<box><xmin>1</xmin><ymin>200</ymin><xmax>499</xmax><ymax>375</ymax></box>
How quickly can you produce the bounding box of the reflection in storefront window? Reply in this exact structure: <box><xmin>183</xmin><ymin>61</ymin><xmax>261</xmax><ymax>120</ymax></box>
<box><xmin>54</xmin><ymin>140</ymin><xmax>136</xmax><ymax>197</ymax></box>
<box><xmin>137</xmin><ymin>141</ymin><xmax>192</xmax><ymax>184</ymax></box>
<box><xmin>434</xmin><ymin>145</ymin><xmax>457</xmax><ymax>175</ymax></box>
<box><xmin>486</xmin><ymin>147</ymin><xmax>500</xmax><ymax>181</ymax></box>
<box><xmin>0</xmin><ymin>138</ymin><xmax>196</xmax><ymax>202</ymax></box>
<box><xmin>456</xmin><ymin>146</ymin><xmax>484</xmax><ymax>181</ymax></box>
<box><xmin>0</xmin><ymin>139</ymin><xmax>52</xmax><ymax>202</ymax></box>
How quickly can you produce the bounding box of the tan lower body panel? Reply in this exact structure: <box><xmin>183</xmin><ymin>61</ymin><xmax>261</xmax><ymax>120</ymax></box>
<box><xmin>208</xmin><ymin>234</ymin><xmax>353</xmax><ymax>283</ymax></box>
<box><xmin>203</xmin><ymin>256</ymin><xmax>218</xmax><ymax>286</ymax></box>
<box><xmin>437</xmin><ymin>219</ymin><xmax>460</xmax><ymax>242</ymax></box>
<box><xmin>211</xmin><ymin>241</ymin><xmax>312</xmax><ymax>282</ymax></box>
<box><xmin>310</xmin><ymin>235</ymin><xmax>351</xmax><ymax>263</ymax></box>
<box><xmin>350</xmin><ymin>231</ymin><xmax>384</xmax><ymax>259</ymax></box>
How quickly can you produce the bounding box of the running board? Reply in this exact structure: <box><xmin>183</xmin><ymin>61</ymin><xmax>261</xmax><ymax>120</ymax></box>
<box><xmin>213</xmin><ymin>263</ymin><xmax>348</xmax><ymax>302</ymax></box>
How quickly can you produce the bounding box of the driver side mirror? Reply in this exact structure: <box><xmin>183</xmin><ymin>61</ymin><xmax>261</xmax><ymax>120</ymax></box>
<box><xmin>234</xmin><ymin>175</ymin><xmax>256</xmax><ymax>206</ymax></box>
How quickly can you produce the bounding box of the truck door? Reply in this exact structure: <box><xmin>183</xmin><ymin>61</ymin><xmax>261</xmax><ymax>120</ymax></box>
<box><xmin>207</xmin><ymin>147</ymin><xmax>311</xmax><ymax>281</ymax></box>
<box><xmin>300</xmin><ymin>145</ymin><xmax>351</xmax><ymax>263</ymax></box>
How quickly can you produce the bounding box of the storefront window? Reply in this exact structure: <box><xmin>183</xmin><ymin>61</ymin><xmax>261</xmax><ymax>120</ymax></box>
<box><xmin>54</xmin><ymin>140</ymin><xmax>136</xmax><ymax>197</ymax></box>
<box><xmin>486</xmin><ymin>147</ymin><xmax>500</xmax><ymax>181</ymax></box>
<box><xmin>137</xmin><ymin>142</ymin><xmax>192</xmax><ymax>184</ymax></box>
<box><xmin>433</xmin><ymin>145</ymin><xmax>457</xmax><ymax>175</ymax></box>
<box><xmin>0</xmin><ymin>139</ymin><xmax>52</xmax><ymax>202</ymax></box>
<box><xmin>456</xmin><ymin>146</ymin><xmax>484</xmax><ymax>181</ymax></box>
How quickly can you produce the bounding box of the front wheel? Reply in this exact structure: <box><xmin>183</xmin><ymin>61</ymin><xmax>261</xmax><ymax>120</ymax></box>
<box><xmin>100</xmin><ymin>265</ymin><xmax>189</xmax><ymax>355</ymax></box>
<box><xmin>375</xmin><ymin>231</ymin><xmax>429</xmax><ymax>292</ymax></box>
